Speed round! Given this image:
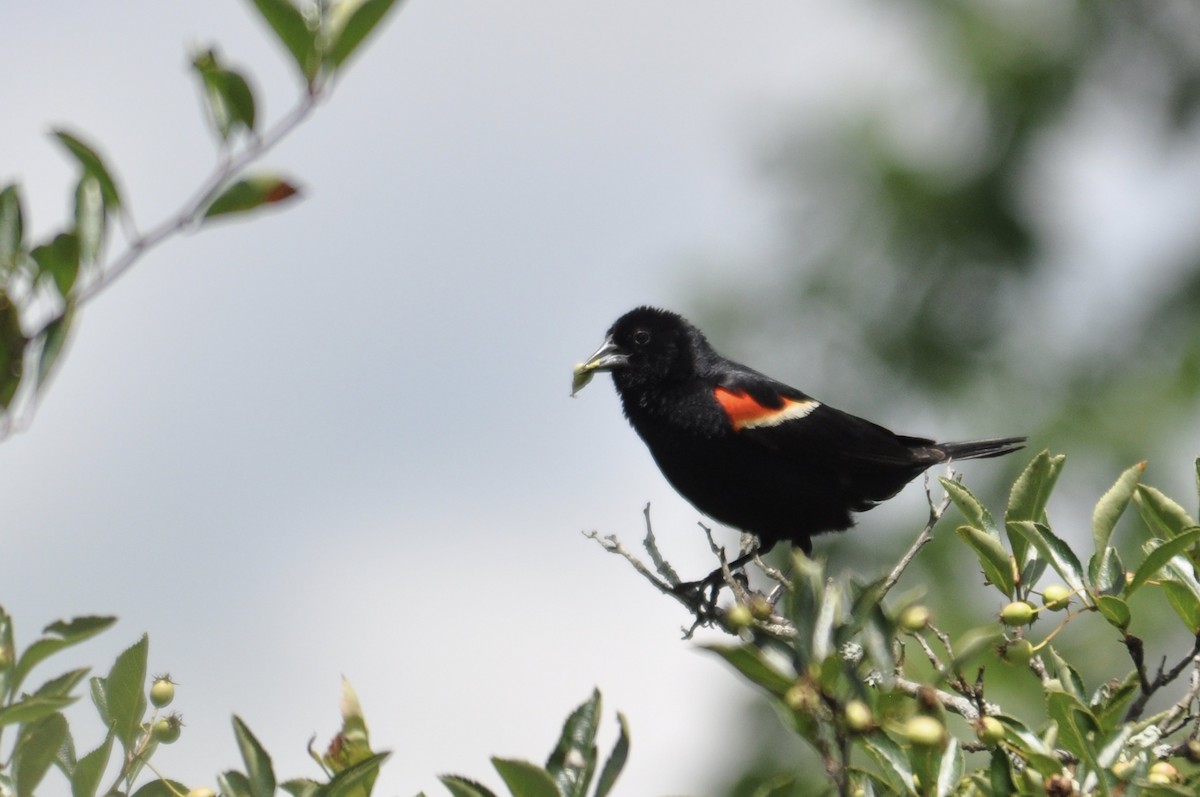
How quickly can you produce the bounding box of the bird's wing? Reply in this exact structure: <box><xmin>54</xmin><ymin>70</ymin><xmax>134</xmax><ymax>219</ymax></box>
<box><xmin>712</xmin><ymin>370</ymin><xmax>933</xmax><ymax>467</ymax></box>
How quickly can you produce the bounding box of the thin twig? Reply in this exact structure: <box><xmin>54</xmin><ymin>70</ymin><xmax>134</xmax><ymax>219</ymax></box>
<box><xmin>640</xmin><ymin>503</ymin><xmax>680</xmax><ymax>585</ymax></box>
<box><xmin>876</xmin><ymin>470</ymin><xmax>954</xmax><ymax>602</ymax></box>
<box><xmin>890</xmin><ymin>675</ymin><xmax>996</xmax><ymax>722</ymax></box>
<box><xmin>67</xmin><ymin>93</ymin><xmax>322</xmax><ymax>317</ymax></box>
<box><xmin>1125</xmin><ymin>632</ymin><xmax>1200</xmax><ymax>723</ymax></box>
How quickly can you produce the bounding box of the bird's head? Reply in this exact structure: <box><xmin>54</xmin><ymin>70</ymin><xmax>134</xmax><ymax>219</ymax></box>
<box><xmin>573</xmin><ymin>306</ymin><xmax>706</xmax><ymax>396</ymax></box>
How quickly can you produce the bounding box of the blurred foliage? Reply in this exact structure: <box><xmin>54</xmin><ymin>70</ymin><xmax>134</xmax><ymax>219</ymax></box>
<box><xmin>692</xmin><ymin>0</ymin><xmax>1200</xmax><ymax>464</ymax></box>
<box><xmin>680</xmin><ymin>1</ymin><xmax>1200</xmax><ymax>793</ymax></box>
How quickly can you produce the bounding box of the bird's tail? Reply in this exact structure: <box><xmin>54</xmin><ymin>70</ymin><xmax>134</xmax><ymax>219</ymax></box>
<box><xmin>935</xmin><ymin>436</ymin><xmax>1027</xmax><ymax>461</ymax></box>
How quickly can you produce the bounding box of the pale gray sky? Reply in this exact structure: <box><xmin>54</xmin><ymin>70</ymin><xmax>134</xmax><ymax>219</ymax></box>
<box><xmin>6</xmin><ymin>2</ymin><xmax>1197</xmax><ymax>796</ymax></box>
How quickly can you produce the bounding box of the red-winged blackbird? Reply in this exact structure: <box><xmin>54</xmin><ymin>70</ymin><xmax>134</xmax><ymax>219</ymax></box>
<box><xmin>575</xmin><ymin>306</ymin><xmax>1025</xmax><ymax>560</ymax></box>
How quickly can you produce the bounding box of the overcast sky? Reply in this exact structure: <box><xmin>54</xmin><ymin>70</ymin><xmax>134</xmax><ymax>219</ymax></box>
<box><xmin>4</xmin><ymin>3</ymin><xmax>884</xmax><ymax>794</ymax></box>
<box><xmin>6</xmin><ymin>2</ymin><xmax>1197</xmax><ymax>796</ymax></box>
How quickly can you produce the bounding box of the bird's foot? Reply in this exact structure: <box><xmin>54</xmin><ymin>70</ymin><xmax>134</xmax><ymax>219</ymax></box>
<box><xmin>672</xmin><ymin>566</ymin><xmax>750</xmax><ymax>618</ymax></box>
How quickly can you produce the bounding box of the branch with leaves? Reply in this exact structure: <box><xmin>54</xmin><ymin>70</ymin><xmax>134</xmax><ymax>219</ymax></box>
<box><xmin>588</xmin><ymin>453</ymin><xmax>1200</xmax><ymax>795</ymax></box>
<box><xmin>0</xmin><ymin>0</ymin><xmax>403</xmax><ymax>443</ymax></box>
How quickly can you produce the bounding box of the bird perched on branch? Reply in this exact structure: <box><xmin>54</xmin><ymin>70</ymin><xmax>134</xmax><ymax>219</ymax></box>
<box><xmin>573</xmin><ymin>306</ymin><xmax>1024</xmax><ymax>581</ymax></box>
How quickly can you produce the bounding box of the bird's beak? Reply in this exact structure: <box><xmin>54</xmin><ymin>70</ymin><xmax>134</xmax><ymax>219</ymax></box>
<box><xmin>571</xmin><ymin>335</ymin><xmax>629</xmax><ymax>395</ymax></box>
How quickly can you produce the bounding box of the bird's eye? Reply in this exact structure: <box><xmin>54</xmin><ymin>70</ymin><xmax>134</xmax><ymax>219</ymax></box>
<box><xmin>632</xmin><ymin>330</ymin><xmax>651</xmax><ymax>346</ymax></box>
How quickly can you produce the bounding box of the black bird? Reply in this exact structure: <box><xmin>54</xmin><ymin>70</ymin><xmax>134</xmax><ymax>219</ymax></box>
<box><xmin>574</xmin><ymin>306</ymin><xmax>1024</xmax><ymax>564</ymax></box>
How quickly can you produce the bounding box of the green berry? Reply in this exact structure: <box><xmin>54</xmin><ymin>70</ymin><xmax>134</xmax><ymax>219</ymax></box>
<box><xmin>152</xmin><ymin>714</ymin><xmax>182</xmax><ymax>744</ymax></box>
<box><xmin>904</xmin><ymin>715</ymin><xmax>946</xmax><ymax>747</ymax></box>
<box><xmin>1002</xmin><ymin>638</ymin><xmax>1035</xmax><ymax>665</ymax></box>
<box><xmin>999</xmin><ymin>601</ymin><xmax>1036</xmax><ymax>626</ymax></box>
<box><xmin>899</xmin><ymin>605</ymin><xmax>931</xmax><ymax>632</ymax></box>
<box><xmin>150</xmin><ymin>676</ymin><xmax>175</xmax><ymax>708</ymax></box>
<box><xmin>784</xmin><ymin>682</ymin><xmax>819</xmax><ymax>713</ymax></box>
<box><xmin>1148</xmin><ymin>761</ymin><xmax>1178</xmax><ymax>784</ymax></box>
<box><xmin>1041</xmin><ymin>584</ymin><xmax>1071</xmax><ymax>611</ymax></box>
<box><xmin>844</xmin><ymin>700</ymin><xmax>873</xmax><ymax>732</ymax></box>
<box><xmin>725</xmin><ymin>604</ymin><xmax>753</xmax><ymax>630</ymax></box>
<box><xmin>748</xmin><ymin>595</ymin><xmax>774</xmax><ymax>620</ymax></box>
<box><xmin>976</xmin><ymin>716</ymin><xmax>1004</xmax><ymax>745</ymax></box>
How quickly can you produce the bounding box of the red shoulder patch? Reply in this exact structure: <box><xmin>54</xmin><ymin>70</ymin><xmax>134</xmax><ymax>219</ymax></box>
<box><xmin>714</xmin><ymin>386</ymin><xmax>820</xmax><ymax>432</ymax></box>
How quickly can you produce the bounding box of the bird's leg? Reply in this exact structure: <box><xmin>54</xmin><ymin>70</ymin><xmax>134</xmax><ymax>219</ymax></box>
<box><xmin>672</xmin><ymin>547</ymin><xmax>761</xmax><ymax>614</ymax></box>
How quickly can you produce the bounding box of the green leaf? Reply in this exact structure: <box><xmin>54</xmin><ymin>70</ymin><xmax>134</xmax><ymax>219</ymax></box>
<box><xmin>544</xmin><ymin>689</ymin><xmax>599</xmax><ymax>797</ymax></box>
<box><xmin>1045</xmin><ymin>689</ymin><xmax>1099</xmax><ymax>762</ymax></box>
<box><xmin>933</xmin><ymin>735</ymin><xmax>963</xmax><ymax>797</ymax></box>
<box><xmin>704</xmin><ymin>644</ymin><xmax>793</xmax><ymax>696</ymax></box>
<box><xmin>861</xmin><ymin>732</ymin><xmax>915</xmax><ymax>795</ymax></box>
<box><xmin>1006</xmin><ymin>520</ymin><xmax>1085</xmax><ymax>591</ymax></box>
<box><xmin>11</xmin><ymin>712</ymin><xmax>69</xmax><ymax>797</ymax></box>
<box><xmin>812</xmin><ymin>575</ymin><xmax>841</xmax><ymax>662</ymax></box>
<box><xmin>74</xmin><ymin>174</ymin><xmax>106</xmax><ymax>264</ymax></box>
<box><xmin>0</xmin><ymin>184</ymin><xmax>24</xmax><ymax>271</ymax></box>
<box><xmin>748</xmin><ymin>773</ymin><xmax>796</xmax><ymax>797</ymax></box>
<box><xmin>1007</xmin><ymin>451</ymin><xmax>1064</xmax><ymax>522</ymax></box>
<box><xmin>323</xmin><ymin>751</ymin><xmax>391</xmax><ymax>797</ymax></box>
<box><xmin>1046</xmin><ymin>647</ymin><xmax>1087</xmax><ymax>703</ymax></box>
<box><xmin>11</xmin><ymin>614</ymin><xmax>115</xmax><ymax>696</ymax></box>
<box><xmin>247</xmin><ymin>0</ymin><xmax>318</xmax><ymax>82</ymax></box>
<box><xmin>1095</xmin><ymin>595</ymin><xmax>1131</xmax><ymax>630</ymax></box>
<box><xmin>1093</xmin><ymin>462</ymin><xmax>1145</xmax><ymax>553</ymax></box>
<box><xmin>322</xmin><ymin>678</ymin><xmax>376</xmax><ymax>790</ymax></box>
<box><xmin>219</xmin><ymin>770</ymin><xmax>255</xmax><ymax>797</ymax></box>
<box><xmin>0</xmin><ymin>292</ymin><xmax>26</xmax><ymax>409</ymax></box>
<box><xmin>36</xmin><ymin>303</ymin><xmax>75</xmax><ymax>390</ymax></box>
<box><xmin>71</xmin><ymin>732</ymin><xmax>113</xmax><ymax>797</ymax></box>
<box><xmin>52</xmin><ymin>130</ymin><xmax>122</xmax><ymax>210</ymax></box>
<box><xmin>203</xmin><ymin>175</ymin><xmax>301</xmax><ymax>221</ymax></box>
<box><xmin>1005</xmin><ymin>451</ymin><xmax>1065</xmax><ymax>565</ymax></box>
<box><xmin>0</xmin><ymin>694</ymin><xmax>76</xmax><ymax>728</ymax></box>
<box><xmin>0</xmin><ymin>606</ymin><xmax>12</xmax><ymax>690</ymax></box>
<box><xmin>328</xmin><ymin>0</ymin><xmax>401</xmax><ymax>68</ymax></box>
<box><xmin>785</xmin><ymin>553</ymin><xmax>826</xmax><ymax>666</ymax></box>
<box><xmin>1127</xmin><ymin>527</ymin><xmax>1200</xmax><ymax>595</ymax></box>
<box><xmin>438</xmin><ymin>776</ymin><xmax>499</xmax><ymax>797</ymax></box>
<box><xmin>1088</xmin><ymin>546</ymin><xmax>1125</xmax><ymax>597</ymax></box>
<box><xmin>949</xmin><ymin>625</ymin><xmax>1003</xmax><ymax>671</ymax></box>
<box><xmin>33</xmin><ymin>666</ymin><xmax>89</xmax><ymax>699</ymax></box>
<box><xmin>1160</xmin><ymin>580</ymin><xmax>1200</xmax><ymax>633</ymax></box>
<box><xmin>89</xmin><ymin>675</ymin><xmax>110</xmax><ymax>728</ymax></box>
<box><xmin>31</xmin><ymin>231</ymin><xmax>81</xmax><ymax>296</ymax></box>
<box><xmin>1134</xmin><ymin>484</ymin><xmax>1196</xmax><ymax>540</ymax></box>
<box><xmin>280</xmin><ymin>779</ymin><xmax>322</xmax><ymax>797</ymax></box>
<box><xmin>988</xmin><ymin>748</ymin><xmax>1016</xmax><ymax>797</ymax></box>
<box><xmin>955</xmin><ymin>526</ymin><xmax>1015</xmax><ymax>597</ymax></box>
<box><xmin>129</xmin><ymin>780</ymin><xmax>190</xmax><ymax>797</ymax></box>
<box><xmin>191</xmin><ymin>50</ymin><xmax>258</xmax><ymax>140</ymax></box>
<box><xmin>103</xmin><ymin>634</ymin><xmax>149</xmax><ymax>751</ymax></box>
<box><xmin>280</xmin><ymin>778</ymin><xmax>321</xmax><ymax>797</ymax></box>
<box><xmin>593</xmin><ymin>712</ymin><xmax>628</xmax><ymax>797</ymax></box>
<box><xmin>994</xmin><ymin>714</ymin><xmax>1061</xmax><ymax>777</ymax></box>
<box><xmin>1092</xmin><ymin>671</ymin><xmax>1139</xmax><ymax>733</ymax></box>
<box><xmin>492</xmin><ymin>759</ymin><xmax>560</xmax><ymax>797</ymax></box>
<box><xmin>940</xmin><ymin>477</ymin><xmax>999</xmax><ymax>537</ymax></box>
<box><xmin>232</xmin><ymin>716</ymin><xmax>277</xmax><ymax>797</ymax></box>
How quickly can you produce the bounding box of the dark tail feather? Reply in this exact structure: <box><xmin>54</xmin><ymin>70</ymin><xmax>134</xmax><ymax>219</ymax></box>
<box><xmin>935</xmin><ymin>436</ymin><xmax>1027</xmax><ymax>461</ymax></box>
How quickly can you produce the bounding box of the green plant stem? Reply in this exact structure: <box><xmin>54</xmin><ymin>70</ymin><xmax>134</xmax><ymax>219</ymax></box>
<box><xmin>66</xmin><ymin>89</ymin><xmax>322</xmax><ymax>326</ymax></box>
<box><xmin>2</xmin><ymin>85</ymin><xmax>325</xmax><ymax>446</ymax></box>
